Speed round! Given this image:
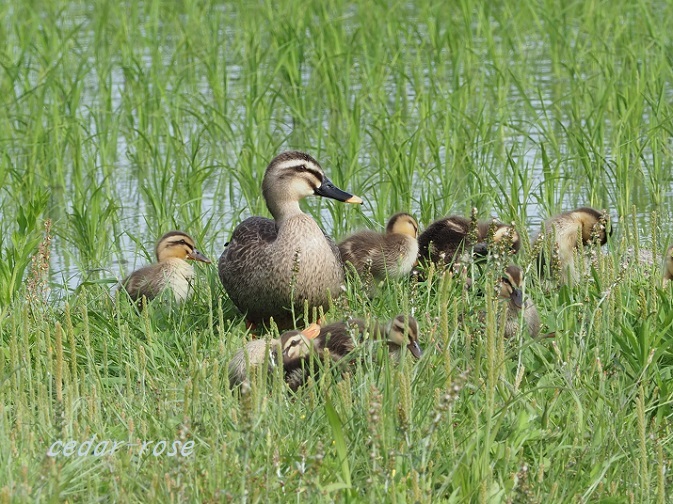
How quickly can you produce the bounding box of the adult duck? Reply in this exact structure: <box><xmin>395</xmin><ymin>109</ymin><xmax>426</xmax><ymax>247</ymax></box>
<box><xmin>218</xmin><ymin>151</ymin><xmax>362</xmax><ymax>327</ymax></box>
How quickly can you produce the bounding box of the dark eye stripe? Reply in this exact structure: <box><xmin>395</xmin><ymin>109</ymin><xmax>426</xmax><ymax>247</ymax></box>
<box><xmin>169</xmin><ymin>239</ymin><xmax>193</xmax><ymax>250</ymax></box>
<box><xmin>284</xmin><ymin>164</ymin><xmax>323</xmax><ymax>182</ymax></box>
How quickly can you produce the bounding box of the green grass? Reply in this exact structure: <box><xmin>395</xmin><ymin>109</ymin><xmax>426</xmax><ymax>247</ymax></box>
<box><xmin>1</xmin><ymin>0</ymin><xmax>673</xmax><ymax>501</ymax></box>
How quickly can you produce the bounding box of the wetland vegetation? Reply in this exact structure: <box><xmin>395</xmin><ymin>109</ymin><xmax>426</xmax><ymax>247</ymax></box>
<box><xmin>1</xmin><ymin>0</ymin><xmax>673</xmax><ymax>501</ymax></box>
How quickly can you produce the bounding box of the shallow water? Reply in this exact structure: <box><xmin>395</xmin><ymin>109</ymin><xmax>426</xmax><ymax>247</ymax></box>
<box><xmin>6</xmin><ymin>2</ymin><xmax>669</xmax><ymax>297</ymax></box>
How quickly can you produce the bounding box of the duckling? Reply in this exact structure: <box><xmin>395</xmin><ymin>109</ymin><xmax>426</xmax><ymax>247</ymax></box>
<box><xmin>536</xmin><ymin>207</ymin><xmax>611</xmax><ymax>283</ymax></box>
<box><xmin>338</xmin><ymin>212</ymin><xmax>419</xmax><ymax>281</ymax></box>
<box><xmin>122</xmin><ymin>231</ymin><xmax>210</xmax><ymax>304</ymax></box>
<box><xmin>663</xmin><ymin>245</ymin><xmax>673</xmax><ymax>286</ymax></box>
<box><xmin>218</xmin><ymin>151</ymin><xmax>362</xmax><ymax>328</ymax></box>
<box><xmin>317</xmin><ymin>314</ymin><xmax>422</xmax><ymax>360</ymax></box>
<box><xmin>418</xmin><ymin>215</ymin><xmax>519</xmax><ymax>270</ymax></box>
<box><xmin>228</xmin><ymin>323</ymin><xmax>321</xmax><ymax>390</ymax></box>
<box><xmin>284</xmin><ymin>315</ymin><xmax>422</xmax><ymax>391</ymax></box>
<box><xmin>497</xmin><ymin>265</ymin><xmax>540</xmax><ymax>338</ymax></box>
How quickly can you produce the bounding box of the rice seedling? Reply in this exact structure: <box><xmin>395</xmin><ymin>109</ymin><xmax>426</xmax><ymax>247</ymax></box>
<box><xmin>1</xmin><ymin>0</ymin><xmax>673</xmax><ymax>500</ymax></box>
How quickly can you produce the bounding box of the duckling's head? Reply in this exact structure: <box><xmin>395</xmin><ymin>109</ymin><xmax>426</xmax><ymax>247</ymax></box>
<box><xmin>155</xmin><ymin>231</ymin><xmax>211</xmax><ymax>263</ymax></box>
<box><xmin>262</xmin><ymin>151</ymin><xmax>362</xmax><ymax>219</ymax></box>
<box><xmin>386</xmin><ymin>315</ymin><xmax>422</xmax><ymax>358</ymax></box>
<box><xmin>280</xmin><ymin>323</ymin><xmax>321</xmax><ymax>361</ymax></box>
<box><xmin>474</xmin><ymin>221</ymin><xmax>520</xmax><ymax>256</ymax></box>
<box><xmin>572</xmin><ymin>207</ymin><xmax>611</xmax><ymax>245</ymax></box>
<box><xmin>492</xmin><ymin>224</ymin><xmax>520</xmax><ymax>253</ymax></box>
<box><xmin>386</xmin><ymin>212</ymin><xmax>418</xmax><ymax>238</ymax></box>
<box><xmin>498</xmin><ymin>265</ymin><xmax>525</xmax><ymax>309</ymax></box>
<box><xmin>664</xmin><ymin>244</ymin><xmax>673</xmax><ymax>281</ymax></box>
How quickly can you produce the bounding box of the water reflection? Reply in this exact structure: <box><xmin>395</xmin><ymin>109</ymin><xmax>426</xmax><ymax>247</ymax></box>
<box><xmin>31</xmin><ymin>3</ymin><xmax>671</xmax><ymax>298</ymax></box>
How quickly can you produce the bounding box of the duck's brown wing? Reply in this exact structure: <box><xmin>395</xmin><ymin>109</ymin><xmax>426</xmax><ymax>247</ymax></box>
<box><xmin>338</xmin><ymin>231</ymin><xmax>383</xmax><ymax>274</ymax></box>
<box><xmin>218</xmin><ymin>217</ymin><xmax>277</xmax><ymax>313</ymax></box>
<box><xmin>318</xmin><ymin>319</ymin><xmax>369</xmax><ymax>357</ymax></box>
<box><xmin>221</xmin><ymin>217</ymin><xmax>277</xmax><ymax>258</ymax></box>
<box><xmin>122</xmin><ymin>263</ymin><xmax>164</xmax><ymax>302</ymax></box>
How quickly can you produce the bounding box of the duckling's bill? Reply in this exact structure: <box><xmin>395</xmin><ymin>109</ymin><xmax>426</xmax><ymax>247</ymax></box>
<box><xmin>314</xmin><ymin>176</ymin><xmax>362</xmax><ymax>204</ymax></box>
<box><xmin>188</xmin><ymin>249</ymin><xmax>211</xmax><ymax>263</ymax></box>
<box><xmin>407</xmin><ymin>340</ymin><xmax>423</xmax><ymax>359</ymax></box>
<box><xmin>302</xmin><ymin>323</ymin><xmax>321</xmax><ymax>339</ymax></box>
<box><xmin>510</xmin><ymin>288</ymin><xmax>523</xmax><ymax>309</ymax></box>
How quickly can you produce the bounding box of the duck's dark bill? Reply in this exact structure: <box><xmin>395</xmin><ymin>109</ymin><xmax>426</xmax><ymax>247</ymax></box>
<box><xmin>510</xmin><ymin>289</ymin><xmax>523</xmax><ymax>309</ymax></box>
<box><xmin>407</xmin><ymin>341</ymin><xmax>422</xmax><ymax>359</ymax></box>
<box><xmin>315</xmin><ymin>177</ymin><xmax>362</xmax><ymax>204</ymax></box>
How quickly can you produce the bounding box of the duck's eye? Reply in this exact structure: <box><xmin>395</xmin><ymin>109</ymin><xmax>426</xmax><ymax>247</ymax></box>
<box><xmin>288</xmin><ymin>338</ymin><xmax>302</xmax><ymax>348</ymax></box>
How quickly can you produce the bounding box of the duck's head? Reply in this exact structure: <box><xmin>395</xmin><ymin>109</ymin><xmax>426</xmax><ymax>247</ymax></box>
<box><xmin>475</xmin><ymin>221</ymin><xmax>520</xmax><ymax>256</ymax></box>
<box><xmin>387</xmin><ymin>212</ymin><xmax>418</xmax><ymax>238</ymax></box>
<box><xmin>492</xmin><ymin>223</ymin><xmax>520</xmax><ymax>253</ymax></box>
<box><xmin>498</xmin><ymin>265</ymin><xmax>525</xmax><ymax>309</ymax></box>
<box><xmin>280</xmin><ymin>323</ymin><xmax>321</xmax><ymax>361</ymax></box>
<box><xmin>572</xmin><ymin>207</ymin><xmax>612</xmax><ymax>245</ymax></box>
<box><xmin>262</xmin><ymin>151</ymin><xmax>362</xmax><ymax>219</ymax></box>
<box><xmin>155</xmin><ymin>231</ymin><xmax>211</xmax><ymax>263</ymax></box>
<box><xmin>385</xmin><ymin>315</ymin><xmax>422</xmax><ymax>358</ymax></box>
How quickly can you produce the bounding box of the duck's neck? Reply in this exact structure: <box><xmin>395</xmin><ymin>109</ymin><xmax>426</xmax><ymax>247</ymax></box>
<box><xmin>268</xmin><ymin>198</ymin><xmax>304</xmax><ymax>224</ymax></box>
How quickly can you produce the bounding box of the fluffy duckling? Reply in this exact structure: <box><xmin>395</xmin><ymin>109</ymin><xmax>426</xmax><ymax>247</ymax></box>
<box><xmin>338</xmin><ymin>212</ymin><xmax>419</xmax><ymax>281</ymax></box>
<box><xmin>317</xmin><ymin>314</ymin><xmax>422</xmax><ymax>360</ymax></box>
<box><xmin>497</xmin><ymin>265</ymin><xmax>540</xmax><ymax>338</ymax></box>
<box><xmin>218</xmin><ymin>151</ymin><xmax>362</xmax><ymax>328</ymax></box>
<box><xmin>536</xmin><ymin>207</ymin><xmax>611</xmax><ymax>283</ymax></box>
<box><xmin>122</xmin><ymin>231</ymin><xmax>210</xmax><ymax>304</ymax></box>
<box><xmin>418</xmin><ymin>215</ymin><xmax>519</xmax><ymax>269</ymax></box>
<box><xmin>663</xmin><ymin>245</ymin><xmax>673</xmax><ymax>286</ymax></box>
<box><xmin>284</xmin><ymin>315</ymin><xmax>422</xmax><ymax>391</ymax></box>
<box><xmin>228</xmin><ymin>324</ymin><xmax>321</xmax><ymax>390</ymax></box>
